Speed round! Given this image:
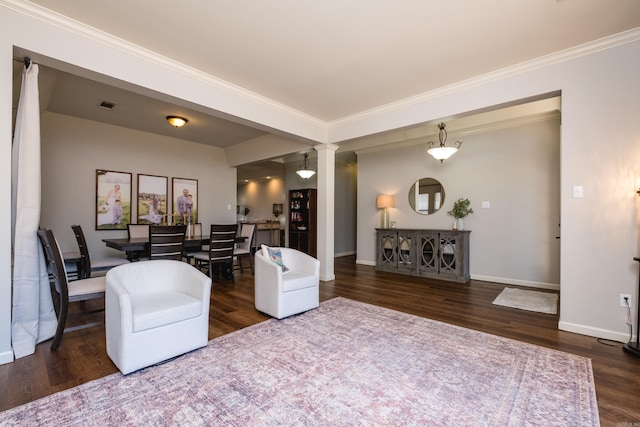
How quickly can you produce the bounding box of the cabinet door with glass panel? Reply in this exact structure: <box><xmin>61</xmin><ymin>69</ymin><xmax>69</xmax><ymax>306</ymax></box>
<box><xmin>376</xmin><ymin>229</ymin><xmax>416</xmax><ymax>274</ymax></box>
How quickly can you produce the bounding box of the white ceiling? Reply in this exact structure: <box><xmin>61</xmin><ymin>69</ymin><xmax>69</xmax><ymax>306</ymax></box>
<box><xmin>11</xmin><ymin>0</ymin><xmax>640</xmax><ymax>164</ymax></box>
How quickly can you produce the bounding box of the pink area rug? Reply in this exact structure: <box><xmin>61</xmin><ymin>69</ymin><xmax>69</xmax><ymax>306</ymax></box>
<box><xmin>1</xmin><ymin>297</ymin><xmax>599</xmax><ymax>426</ymax></box>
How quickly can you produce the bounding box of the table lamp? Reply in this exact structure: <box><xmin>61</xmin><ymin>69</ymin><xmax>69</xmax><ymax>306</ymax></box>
<box><xmin>376</xmin><ymin>194</ymin><xmax>394</xmax><ymax>229</ymax></box>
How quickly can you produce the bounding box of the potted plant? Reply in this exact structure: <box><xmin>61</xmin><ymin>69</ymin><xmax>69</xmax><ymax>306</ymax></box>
<box><xmin>447</xmin><ymin>198</ymin><xmax>473</xmax><ymax>230</ymax></box>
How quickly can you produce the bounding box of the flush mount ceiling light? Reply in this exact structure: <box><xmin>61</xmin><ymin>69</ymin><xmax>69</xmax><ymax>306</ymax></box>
<box><xmin>427</xmin><ymin>122</ymin><xmax>462</xmax><ymax>163</ymax></box>
<box><xmin>166</xmin><ymin>116</ymin><xmax>188</xmax><ymax>127</ymax></box>
<box><xmin>296</xmin><ymin>153</ymin><xmax>316</xmax><ymax>179</ymax></box>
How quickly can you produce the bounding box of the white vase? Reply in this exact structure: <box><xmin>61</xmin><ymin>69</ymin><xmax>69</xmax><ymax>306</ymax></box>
<box><xmin>457</xmin><ymin>218</ymin><xmax>464</xmax><ymax>230</ymax></box>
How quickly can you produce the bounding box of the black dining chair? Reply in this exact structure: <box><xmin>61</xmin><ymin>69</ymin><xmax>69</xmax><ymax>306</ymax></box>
<box><xmin>192</xmin><ymin>224</ymin><xmax>238</xmax><ymax>282</ymax></box>
<box><xmin>71</xmin><ymin>224</ymin><xmax>129</xmax><ymax>279</ymax></box>
<box><xmin>38</xmin><ymin>229</ymin><xmax>107</xmax><ymax>350</ymax></box>
<box><xmin>149</xmin><ymin>225</ymin><xmax>187</xmax><ymax>261</ymax></box>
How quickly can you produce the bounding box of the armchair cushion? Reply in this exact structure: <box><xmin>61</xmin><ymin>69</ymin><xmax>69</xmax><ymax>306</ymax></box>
<box><xmin>132</xmin><ymin>292</ymin><xmax>202</xmax><ymax>333</ymax></box>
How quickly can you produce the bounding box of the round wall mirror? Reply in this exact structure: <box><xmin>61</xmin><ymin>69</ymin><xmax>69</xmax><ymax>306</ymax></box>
<box><xmin>408</xmin><ymin>178</ymin><xmax>445</xmax><ymax>215</ymax></box>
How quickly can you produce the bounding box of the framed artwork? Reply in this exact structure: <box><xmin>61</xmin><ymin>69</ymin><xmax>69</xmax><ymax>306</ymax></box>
<box><xmin>96</xmin><ymin>169</ymin><xmax>132</xmax><ymax>230</ymax></box>
<box><xmin>137</xmin><ymin>174</ymin><xmax>168</xmax><ymax>225</ymax></box>
<box><xmin>172</xmin><ymin>177</ymin><xmax>198</xmax><ymax>224</ymax></box>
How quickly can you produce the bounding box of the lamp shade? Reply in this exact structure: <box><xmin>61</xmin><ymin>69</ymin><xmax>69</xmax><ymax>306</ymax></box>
<box><xmin>376</xmin><ymin>194</ymin><xmax>394</xmax><ymax>209</ymax></box>
<box><xmin>296</xmin><ymin>153</ymin><xmax>316</xmax><ymax>179</ymax></box>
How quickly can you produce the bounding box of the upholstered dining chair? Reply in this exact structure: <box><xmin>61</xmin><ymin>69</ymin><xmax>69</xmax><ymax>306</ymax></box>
<box><xmin>38</xmin><ymin>228</ymin><xmax>107</xmax><ymax>350</ymax></box>
<box><xmin>254</xmin><ymin>246</ymin><xmax>320</xmax><ymax>319</ymax></box>
<box><xmin>127</xmin><ymin>224</ymin><xmax>149</xmax><ymax>239</ymax></box>
<box><xmin>192</xmin><ymin>224</ymin><xmax>238</xmax><ymax>282</ymax></box>
<box><xmin>149</xmin><ymin>225</ymin><xmax>186</xmax><ymax>261</ymax></box>
<box><xmin>127</xmin><ymin>224</ymin><xmax>150</xmax><ymax>260</ymax></box>
<box><xmin>234</xmin><ymin>223</ymin><xmax>256</xmax><ymax>275</ymax></box>
<box><xmin>71</xmin><ymin>224</ymin><xmax>129</xmax><ymax>279</ymax></box>
<box><xmin>105</xmin><ymin>260</ymin><xmax>212</xmax><ymax>374</ymax></box>
<box><xmin>183</xmin><ymin>222</ymin><xmax>203</xmax><ymax>262</ymax></box>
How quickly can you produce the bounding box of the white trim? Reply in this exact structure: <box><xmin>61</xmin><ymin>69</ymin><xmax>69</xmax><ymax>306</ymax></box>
<box><xmin>559</xmin><ymin>321</ymin><xmax>634</xmax><ymax>343</ymax></box>
<box><xmin>471</xmin><ymin>274</ymin><xmax>559</xmax><ymax>291</ymax></box>
<box><xmin>356</xmin><ymin>259</ymin><xmax>376</xmax><ymax>267</ymax></box>
<box><xmin>0</xmin><ymin>0</ymin><xmax>327</xmax><ymax>135</ymax></box>
<box><xmin>328</xmin><ymin>27</ymin><xmax>640</xmax><ymax>133</ymax></box>
<box><xmin>0</xmin><ymin>349</ymin><xmax>14</xmax><ymax>365</ymax></box>
<box><xmin>4</xmin><ymin>0</ymin><xmax>639</xmax><ymax>142</ymax></box>
<box><xmin>334</xmin><ymin>251</ymin><xmax>356</xmax><ymax>258</ymax></box>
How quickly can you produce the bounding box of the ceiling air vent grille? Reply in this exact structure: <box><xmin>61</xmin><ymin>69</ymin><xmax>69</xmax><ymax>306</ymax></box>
<box><xmin>99</xmin><ymin>100</ymin><xmax>115</xmax><ymax>110</ymax></box>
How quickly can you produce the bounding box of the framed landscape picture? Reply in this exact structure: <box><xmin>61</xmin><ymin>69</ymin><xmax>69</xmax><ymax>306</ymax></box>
<box><xmin>96</xmin><ymin>169</ymin><xmax>132</xmax><ymax>230</ymax></box>
<box><xmin>172</xmin><ymin>177</ymin><xmax>198</xmax><ymax>224</ymax></box>
<box><xmin>137</xmin><ymin>174</ymin><xmax>168</xmax><ymax>225</ymax></box>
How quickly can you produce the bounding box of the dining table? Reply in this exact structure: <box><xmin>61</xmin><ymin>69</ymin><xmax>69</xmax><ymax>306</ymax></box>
<box><xmin>102</xmin><ymin>235</ymin><xmax>245</xmax><ymax>261</ymax></box>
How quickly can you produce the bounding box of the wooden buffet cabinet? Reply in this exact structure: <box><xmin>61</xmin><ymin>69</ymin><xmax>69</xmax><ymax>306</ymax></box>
<box><xmin>376</xmin><ymin>228</ymin><xmax>470</xmax><ymax>283</ymax></box>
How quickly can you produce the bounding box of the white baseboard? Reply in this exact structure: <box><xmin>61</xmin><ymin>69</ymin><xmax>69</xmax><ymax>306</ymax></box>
<box><xmin>334</xmin><ymin>251</ymin><xmax>356</xmax><ymax>258</ymax></box>
<box><xmin>559</xmin><ymin>321</ymin><xmax>635</xmax><ymax>342</ymax></box>
<box><xmin>355</xmin><ymin>259</ymin><xmax>376</xmax><ymax>267</ymax></box>
<box><xmin>0</xmin><ymin>349</ymin><xmax>14</xmax><ymax>365</ymax></box>
<box><xmin>471</xmin><ymin>274</ymin><xmax>560</xmax><ymax>291</ymax></box>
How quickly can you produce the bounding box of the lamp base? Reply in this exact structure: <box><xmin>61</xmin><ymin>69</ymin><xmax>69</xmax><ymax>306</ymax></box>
<box><xmin>380</xmin><ymin>208</ymin><xmax>390</xmax><ymax>229</ymax></box>
<box><xmin>623</xmin><ymin>342</ymin><xmax>640</xmax><ymax>358</ymax></box>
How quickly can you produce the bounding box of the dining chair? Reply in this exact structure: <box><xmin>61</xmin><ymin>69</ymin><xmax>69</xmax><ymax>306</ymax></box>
<box><xmin>149</xmin><ymin>225</ymin><xmax>187</xmax><ymax>261</ymax></box>
<box><xmin>127</xmin><ymin>224</ymin><xmax>150</xmax><ymax>260</ymax></box>
<box><xmin>192</xmin><ymin>224</ymin><xmax>238</xmax><ymax>282</ymax></box>
<box><xmin>71</xmin><ymin>224</ymin><xmax>129</xmax><ymax>279</ymax></box>
<box><xmin>234</xmin><ymin>223</ymin><xmax>256</xmax><ymax>275</ymax></box>
<box><xmin>38</xmin><ymin>228</ymin><xmax>107</xmax><ymax>350</ymax></box>
<box><xmin>183</xmin><ymin>222</ymin><xmax>203</xmax><ymax>262</ymax></box>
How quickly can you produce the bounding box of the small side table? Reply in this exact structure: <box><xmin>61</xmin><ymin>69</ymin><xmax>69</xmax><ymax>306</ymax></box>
<box><xmin>623</xmin><ymin>257</ymin><xmax>640</xmax><ymax>357</ymax></box>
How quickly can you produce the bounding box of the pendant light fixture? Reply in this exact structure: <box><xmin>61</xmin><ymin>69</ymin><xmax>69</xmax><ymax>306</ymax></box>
<box><xmin>427</xmin><ymin>122</ymin><xmax>462</xmax><ymax>163</ymax></box>
<box><xmin>296</xmin><ymin>153</ymin><xmax>316</xmax><ymax>179</ymax></box>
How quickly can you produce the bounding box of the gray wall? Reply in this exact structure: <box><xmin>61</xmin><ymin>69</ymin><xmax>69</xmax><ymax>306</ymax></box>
<box><xmin>234</xmin><ymin>154</ymin><xmax>359</xmax><ymax>255</ymax></box>
<box><xmin>40</xmin><ymin>112</ymin><xmax>238</xmax><ymax>259</ymax></box>
<box><xmin>357</xmin><ymin>117</ymin><xmax>561</xmax><ymax>288</ymax></box>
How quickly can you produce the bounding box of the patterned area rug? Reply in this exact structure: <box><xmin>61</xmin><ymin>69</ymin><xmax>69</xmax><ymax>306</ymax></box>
<box><xmin>492</xmin><ymin>287</ymin><xmax>559</xmax><ymax>314</ymax></box>
<box><xmin>2</xmin><ymin>297</ymin><xmax>598</xmax><ymax>426</ymax></box>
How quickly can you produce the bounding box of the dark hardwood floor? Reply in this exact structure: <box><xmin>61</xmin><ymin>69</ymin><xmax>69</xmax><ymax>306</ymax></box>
<box><xmin>1</xmin><ymin>255</ymin><xmax>639</xmax><ymax>425</ymax></box>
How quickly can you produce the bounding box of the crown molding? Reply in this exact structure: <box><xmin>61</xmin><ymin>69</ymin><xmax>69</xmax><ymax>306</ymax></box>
<box><xmin>1</xmin><ymin>0</ymin><xmax>326</xmax><ymax>129</ymax></box>
<box><xmin>351</xmin><ymin>109</ymin><xmax>561</xmax><ymax>156</ymax></box>
<box><xmin>4</xmin><ymin>0</ymin><xmax>639</xmax><ymax>141</ymax></box>
<box><xmin>330</xmin><ymin>27</ymin><xmax>640</xmax><ymax>129</ymax></box>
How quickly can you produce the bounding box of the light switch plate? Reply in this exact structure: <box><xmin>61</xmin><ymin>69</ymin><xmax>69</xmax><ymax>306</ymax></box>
<box><xmin>481</xmin><ymin>201</ymin><xmax>490</xmax><ymax>208</ymax></box>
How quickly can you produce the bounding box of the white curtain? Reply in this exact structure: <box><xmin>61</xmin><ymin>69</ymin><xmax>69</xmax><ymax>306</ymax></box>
<box><xmin>11</xmin><ymin>62</ymin><xmax>56</xmax><ymax>359</ymax></box>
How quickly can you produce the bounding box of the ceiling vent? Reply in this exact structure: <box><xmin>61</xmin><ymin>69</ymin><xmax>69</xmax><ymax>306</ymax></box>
<box><xmin>99</xmin><ymin>100</ymin><xmax>116</xmax><ymax>110</ymax></box>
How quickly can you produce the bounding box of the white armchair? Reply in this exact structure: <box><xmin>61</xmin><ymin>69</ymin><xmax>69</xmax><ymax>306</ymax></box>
<box><xmin>106</xmin><ymin>260</ymin><xmax>212</xmax><ymax>374</ymax></box>
<box><xmin>255</xmin><ymin>247</ymin><xmax>320</xmax><ymax>319</ymax></box>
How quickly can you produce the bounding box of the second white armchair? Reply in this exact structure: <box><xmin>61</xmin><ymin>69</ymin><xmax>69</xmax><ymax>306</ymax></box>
<box><xmin>255</xmin><ymin>246</ymin><xmax>320</xmax><ymax>319</ymax></box>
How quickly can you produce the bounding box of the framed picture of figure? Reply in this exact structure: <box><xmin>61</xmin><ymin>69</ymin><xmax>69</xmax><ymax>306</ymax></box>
<box><xmin>137</xmin><ymin>174</ymin><xmax>168</xmax><ymax>225</ymax></box>
<box><xmin>95</xmin><ymin>169</ymin><xmax>132</xmax><ymax>230</ymax></box>
<box><xmin>172</xmin><ymin>177</ymin><xmax>198</xmax><ymax>224</ymax></box>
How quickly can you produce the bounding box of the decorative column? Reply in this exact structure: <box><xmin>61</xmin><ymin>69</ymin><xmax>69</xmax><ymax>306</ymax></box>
<box><xmin>314</xmin><ymin>143</ymin><xmax>338</xmax><ymax>281</ymax></box>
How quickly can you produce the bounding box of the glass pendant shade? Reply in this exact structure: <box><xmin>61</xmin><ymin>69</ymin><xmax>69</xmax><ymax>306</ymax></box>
<box><xmin>296</xmin><ymin>153</ymin><xmax>316</xmax><ymax>179</ymax></box>
<box><xmin>427</xmin><ymin>122</ymin><xmax>462</xmax><ymax>163</ymax></box>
